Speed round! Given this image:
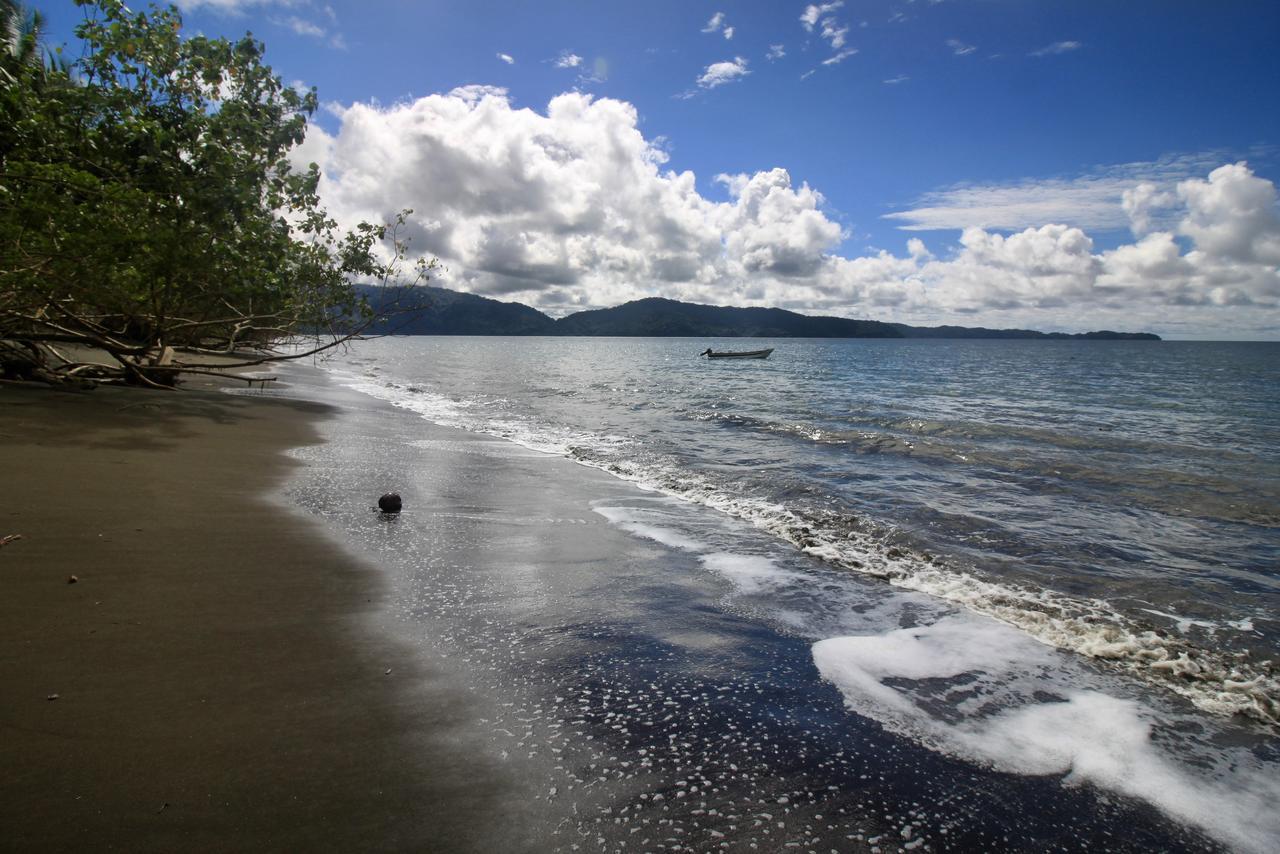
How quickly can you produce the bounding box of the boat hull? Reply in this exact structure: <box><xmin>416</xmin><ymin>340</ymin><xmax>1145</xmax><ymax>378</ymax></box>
<box><xmin>705</xmin><ymin>348</ymin><xmax>773</xmax><ymax>359</ymax></box>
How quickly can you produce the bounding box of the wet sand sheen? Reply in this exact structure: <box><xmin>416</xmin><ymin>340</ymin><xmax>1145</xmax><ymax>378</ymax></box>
<box><xmin>0</xmin><ymin>383</ymin><xmax>513</xmax><ymax>852</ymax></box>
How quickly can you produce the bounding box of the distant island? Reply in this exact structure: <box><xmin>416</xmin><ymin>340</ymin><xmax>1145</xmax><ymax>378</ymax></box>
<box><xmin>360</xmin><ymin>286</ymin><xmax>1161</xmax><ymax>341</ymax></box>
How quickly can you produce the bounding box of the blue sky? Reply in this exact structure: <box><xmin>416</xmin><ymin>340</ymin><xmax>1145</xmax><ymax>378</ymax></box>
<box><xmin>39</xmin><ymin>1</ymin><xmax>1280</xmax><ymax>338</ymax></box>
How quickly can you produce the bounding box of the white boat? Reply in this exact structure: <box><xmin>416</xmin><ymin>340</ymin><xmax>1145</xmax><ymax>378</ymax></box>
<box><xmin>700</xmin><ymin>348</ymin><xmax>774</xmax><ymax>359</ymax></box>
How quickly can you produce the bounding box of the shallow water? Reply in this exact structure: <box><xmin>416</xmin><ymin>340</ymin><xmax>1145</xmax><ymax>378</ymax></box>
<box><xmin>326</xmin><ymin>337</ymin><xmax>1280</xmax><ymax>727</ymax></box>
<box><xmin>265</xmin><ymin>337</ymin><xmax>1280</xmax><ymax>852</ymax></box>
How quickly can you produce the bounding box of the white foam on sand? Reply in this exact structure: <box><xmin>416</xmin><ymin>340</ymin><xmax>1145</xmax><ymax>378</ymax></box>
<box><xmin>700</xmin><ymin>553</ymin><xmax>803</xmax><ymax>595</ymax></box>
<box><xmin>813</xmin><ymin>617</ymin><xmax>1280</xmax><ymax>853</ymax></box>
<box><xmin>591</xmin><ymin>505</ymin><xmax>710</xmax><ymax>553</ymax></box>
<box><xmin>592</xmin><ymin>507</ymin><xmax>806</xmax><ymax>598</ymax></box>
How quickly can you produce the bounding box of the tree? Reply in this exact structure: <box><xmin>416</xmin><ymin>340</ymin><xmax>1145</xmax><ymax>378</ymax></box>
<box><xmin>0</xmin><ymin>0</ymin><xmax>430</xmax><ymax>387</ymax></box>
<box><xmin>1</xmin><ymin>0</ymin><xmax>47</xmax><ymax>75</ymax></box>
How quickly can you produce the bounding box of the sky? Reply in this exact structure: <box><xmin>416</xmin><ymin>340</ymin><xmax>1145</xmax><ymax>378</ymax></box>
<box><xmin>38</xmin><ymin>1</ymin><xmax>1280</xmax><ymax>338</ymax></box>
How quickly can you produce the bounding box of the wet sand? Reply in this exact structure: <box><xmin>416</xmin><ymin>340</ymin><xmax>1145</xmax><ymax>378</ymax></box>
<box><xmin>0</xmin><ymin>381</ymin><xmax>512</xmax><ymax>852</ymax></box>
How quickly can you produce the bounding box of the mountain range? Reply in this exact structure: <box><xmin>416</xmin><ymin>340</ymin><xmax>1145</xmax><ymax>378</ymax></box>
<box><xmin>358</xmin><ymin>286</ymin><xmax>1161</xmax><ymax>341</ymax></box>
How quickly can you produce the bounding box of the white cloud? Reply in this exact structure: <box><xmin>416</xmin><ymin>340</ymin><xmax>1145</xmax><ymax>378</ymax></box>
<box><xmin>1122</xmin><ymin>183</ymin><xmax>1176</xmax><ymax>236</ymax></box>
<box><xmin>946</xmin><ymin>38</ymin><xmax>976</xmax><ymax>56</ymax></box>
<box><xmin>554</xmin><ymin>51</ymin><xmax>583</xmax><ymax>68</ymax></box>
<box><xmin>1030</xmin><ymin>40</ymin><xmax>1082</xmax><ymax>57</ymax></box>
<box><xmin>801</xmin><ymin>2</ymin><xmax>843</xmax><ymax>32</ymax></box>
<box><xmin>1177</xmin><ymin>162</ymin><xmax>1280</xmax><ymax>266</ymax></box>
<box><xmin>701</xmin><ymin>11</ymin><xmax>734</xmax><ymax>39</ymax></box>
<box><xmin>884</xmin><ymin>153</ymin><xmax>1232</xmax><ymax>233</ymax></box>
<box><xmin>697</xmin><ymin>57</ymin><xmax>750</xmax><ymax>89</ymax></box>
<box><xmin>822</xmin><ymin>49</ymin><xmax>858</xmax><ymax>66</ymax></box>
<box><xmin>497</xmin><ymin>53</ymin><xmax>514</xmax><ymax>65</ymax></box>
<box><xmin>714</xmin><ymin>170</ymin><xmax>844</xmax><ymax>276</ymax></box>
<box><xmin>883</xmin><ymin>75</ymin><xmax>910</xmax><ymax>85</ymax></box>
<box><xmin>279</xmin><ymin>16</ymin><xmax>324</xmax><ymax>37</ymax></box>
<box><xmin>767</xmin><ymin>44</ymin><xmax>786</xmax><ymax>61</ymax></box>
<box><xmin>821</xmin><ymin>19</ymin><xmax>849</xmax><ymax>49</ymax></box>
<box><xmin>297</xmin><ymin>90</ymin><xmax>1280</xmax><ymax>336</ymax></box>
<box><xmin>174</xmin><ymin>0</ymin><xmax>276</xmax><ymax>10</ymax></box>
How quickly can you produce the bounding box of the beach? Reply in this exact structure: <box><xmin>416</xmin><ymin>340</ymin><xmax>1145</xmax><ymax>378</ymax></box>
<box><xmin>2</xmin><ymin>349</ymin><xmax>1274</xmax><ymax>853</ymax></box>
<box><xmin>0</xmin><ymin>380</ymin><xmax>515</xmax><ymax>852</ymax></box>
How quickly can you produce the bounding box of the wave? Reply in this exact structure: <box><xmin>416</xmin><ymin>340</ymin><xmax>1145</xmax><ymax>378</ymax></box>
<box><xmin>681</xmin><ymin>408</ymin><xmax>1280</xmax><ymax>528</ymax></box>
<box><xmin>326</xmin><ymin>365</ymin><xmax>1279</xmax><ymax>728</ymax></box>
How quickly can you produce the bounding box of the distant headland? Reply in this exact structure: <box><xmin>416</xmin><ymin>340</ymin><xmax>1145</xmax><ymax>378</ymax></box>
<box><xmin>360</xmin><ymin>286</ymin><xmax>1162</xmax><ymax>341</ymax></box>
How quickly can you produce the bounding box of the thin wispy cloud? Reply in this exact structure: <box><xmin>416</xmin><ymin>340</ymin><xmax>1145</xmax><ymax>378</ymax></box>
<box><xmin>883</xmin><ymin>75</ymin><xmax>910</xmax><ymax>85</ymax></box>
<box><xmin>175</xmin><ymin>0</ymin><xmax>280</xmax><ymax>9</ymax></box>
<box><xmin>1030</xmin><ymin>40</ymin><xmax>1082</xmax><ymax>57</ymax></box>
<box><xmin>884</xmin><ymin>153</ymin><xmax>1233</xmax><ymax>233</ymax></box>
<box><xmin>800</xmin><ymin>2</ymin><xmax>843</xmax><ymax>32</ymax></box>
<box><xmin>947</xmin><ymin>38</ymin><xmax>976</xmax><ymax>56</ymax></box>
<box><xmin>766</xmin><ymin>44</ymin><xmax>786</xmax><ymax>61</ymax></box>
<box><xmin>821</xmin><ymin>19</ymin><xmax>849</xmax><ymax>49</ymax></box>
<box><xmin>280</xmin><ymin>16</ymin><xmax>323</xmax><ymax>38</ymax></box>
<box><xmin>264</xmin><ymin>5</ymin><xmax>346</xmax><ymax>50</ymax></box>
<box><xmin>497</xmin><ymin>53</ymin><xmax>514</xmax><ymax>65</ymax></box>
<box><xmin>823</xmin><ymin>49</ymin><xmax>858</xmax><ymax>66</ymax></box>
<box><xmin>702</xmin><ymin>12</ymin><xmax>734</xmax><ymax>40</ymax></box>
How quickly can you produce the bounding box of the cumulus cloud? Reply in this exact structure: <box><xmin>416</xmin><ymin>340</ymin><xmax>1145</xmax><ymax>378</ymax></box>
<box><xmin>554</xmin><ymin>51</ymin><xmax>583</xmax><ymax>68</ymax></box>
<box><xmin>697</xmin><ymin>57</ymin><xmax>750</xmax><ymax>89</ymax></box>
<box><xmin>767</xmin><ymin>44</ymin><xmax>786</xmax><ymax>61</ymax></box>
<box><xmin>1030</xmin><ymin>40</ymin><xmax>1082</xmax><ymax>57</ymax></box>
<box><xmin>1177</xmin><ymin>163</ymin><xmax>1280</xmax><ymax>266</ymax></box>
<box><xmin>1122</xmin><ymin>183</ymin><xmax>1176</xmax><ymax>235</ymax></box>
<box><xmin>297</xmin><ymin>88</ymin><xmax>1280</xmax><ymax>336</ymax></box>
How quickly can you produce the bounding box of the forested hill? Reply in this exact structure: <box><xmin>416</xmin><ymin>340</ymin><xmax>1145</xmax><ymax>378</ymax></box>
<box><xmin>359</xmin><ymin>285</ymin><xmax>555</xmax><ymax>335</ymax></box>
<box><xmin>552</xmin><ymin>297</ymin><xmax>903</xmax><ymax>338</ymax></box>
<box><xmin>360</xmin><ymin>286</ymin><xmax>1161</xmax><ymax>340</ymax></box>
<box><xmin>890</xmin><ymin>324</ymin><xmax>1162</xmax><ymax>341</ymax></box>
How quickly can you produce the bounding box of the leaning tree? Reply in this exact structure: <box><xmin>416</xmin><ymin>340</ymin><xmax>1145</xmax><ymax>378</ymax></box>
<box><xmin>0</xmin><ymin>0</ymin><xmax>430</xmax><ymax>387</ymax></box>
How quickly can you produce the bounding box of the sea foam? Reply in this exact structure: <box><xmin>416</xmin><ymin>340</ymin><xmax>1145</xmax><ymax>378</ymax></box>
<box><xmin>813</xmin><ymin>617</ymin><xmax>1280</xmax><ymax>854</ymax></box>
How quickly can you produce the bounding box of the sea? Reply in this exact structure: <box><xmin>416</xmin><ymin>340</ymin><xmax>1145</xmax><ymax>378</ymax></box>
<box><xmin>269</xmin><ymin>336</ymin><xmax>1279</xmax><ymax>852</ymax></box>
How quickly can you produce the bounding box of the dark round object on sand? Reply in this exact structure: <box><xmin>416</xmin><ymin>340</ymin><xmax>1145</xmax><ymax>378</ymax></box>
<box><xmin>378</xmin><ymin>493</ymin><xmax>402</xmax><ymax>514</ymax></box>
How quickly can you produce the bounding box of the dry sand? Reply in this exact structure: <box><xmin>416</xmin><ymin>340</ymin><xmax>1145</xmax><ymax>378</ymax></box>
<box><xmin>0</xmin><ymin>381</ymin><xmax>514</xmax><ymax>852</ymax></box>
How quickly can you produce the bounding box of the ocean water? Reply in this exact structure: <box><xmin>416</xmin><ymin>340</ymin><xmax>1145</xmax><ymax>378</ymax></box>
<box><xmin>291</xmin><ymin>336</ymin><xmax>1279</xmax><ymax>851</ymax></box>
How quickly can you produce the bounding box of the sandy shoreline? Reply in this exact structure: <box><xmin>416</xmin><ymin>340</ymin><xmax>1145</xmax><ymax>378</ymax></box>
<box><xmin>0</xmin><ymin>380</ymin><xmax>510</xmax><ymax>851</ymax></box>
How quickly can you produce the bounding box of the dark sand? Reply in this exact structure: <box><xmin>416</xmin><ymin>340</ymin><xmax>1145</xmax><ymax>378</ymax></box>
<box><xmin>0</xmin><ymin>382</ymin><xmax>512</xmax><ymax>852</ymax></box>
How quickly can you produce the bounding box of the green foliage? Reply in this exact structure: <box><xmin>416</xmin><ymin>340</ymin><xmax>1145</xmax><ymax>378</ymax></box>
<box><xmin>0</xmin><ymin>0</ymin><xmax>426</xmax><ymax>384</ymax></box>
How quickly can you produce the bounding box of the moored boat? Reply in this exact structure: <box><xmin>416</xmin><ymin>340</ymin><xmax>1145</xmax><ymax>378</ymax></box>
<box><xmin>700</xmin><ymin>347</ymin><xmax>774</xmax><ymax>359</ymax></box>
